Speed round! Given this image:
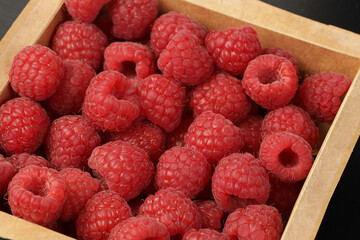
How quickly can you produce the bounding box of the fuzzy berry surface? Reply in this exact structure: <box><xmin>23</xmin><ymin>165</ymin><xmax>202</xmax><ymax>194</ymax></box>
<box><xmin>65</xmin><ymin>0</ymin><xmax>110</xmax><ymax>23</ymax></box>
<box><xmin>195</xmin><ymin>200</ymin><xmax>224</xmax><ymax>231</ymax></box>
<box><xmin>262</xmin><ymin>48</ymin><xmax>299</xmax><ymax>73</ymax></box>
<box><xmin>0</xmin><ymin>155</ymin><xmax>15</xmax><ymax>196</ymax></box>
<box><xmin>165</xmin><ymin>114</ymin><xmax>193</xmax><ymax>149</ymax></box>
<box><xmin>237</xmin><ymin>114</ymin><xmax>263</xmax><ymax>156</ymax></box>
<box><xmin>183</xmin><ymin>229</ymin><xmax>229</xmax><ymax>240</ymax></box>
<box><xmin>6</xmin><ymin>153</ymin><xmax>49</xmax><ymax>173</ymax></box>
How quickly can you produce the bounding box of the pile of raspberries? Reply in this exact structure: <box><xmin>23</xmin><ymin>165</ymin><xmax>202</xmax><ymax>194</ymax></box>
<box><xmin>0</xmin><ymin>0</ymin><xmax>352</xmax><ymax>239</ymax></box>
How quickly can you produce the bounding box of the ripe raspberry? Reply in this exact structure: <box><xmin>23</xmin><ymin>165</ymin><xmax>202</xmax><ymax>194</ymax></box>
<box><xmin>165</xmin><ymin>114</ymin><xmax>193</xmax><ymax>149</ymax></box>
<box><xmin>237</xmin><ymin>114</ymin><xmax>263</xmax><ymax>156</ymax></box>
<box><xmin>262</xmin><ymin>48</ymin><xmax>299</xmax><ymax>73</ymax></box>
<box><xmin>0</xmin><ymin>97</ymin><xmax>50</xmax><ymax>154</ymax></box>
<box><xmin>259</xmin><ymin>132</ymin><xmax>314</xmax><ymax>183</ymax></box>
<box><xmin>82</xmin><ymin>71</ymin><xmax>140</xmax><ymax>131</ymax></box>
<box><xmin>195</xmin><ymin>200</ymin><xmax>224</xmax><ymax>231</ymax></box>
<box><xmin>6</xmin><ymin>153</ymin><xmax>49</xmax><ymax>173</ymax></box>
<box><xmin>137</xmin><ymin>74</ymin><xmax>185</xmax><ymax>132</ymax></box>
<box><xmin>88</xmin><ymin>140</ymin><xmax>154</xmax><ymax>201</ymax></box>
<box><xmin>158</xmin><ymin>29</ymin><xmax>213</xmax><ymax>85</ymax></box>
<box><xmin>151</xmin><ymin>11</ymin><xmax>207</xmax><ymax>57</ymax></box>
<box><xmin>261</xmin><ymin>105</ymin><xmax>319</xmax><ymax>149</ymax></box>
<box><xmin>51</xmin><ymin>21</ymin><xmax>108</xmax><ymax>70</ymax></box>
<box><xmin>8</xmin><ymin>165</ymin><xmax>67</xmax><ymax>227</ymax></box>
<box><xmin>46</xmin><ymin>60</ymin><xmax>96</xmax><ymax>116</ymax></box>
<box><xmin>65</xmin><ymin>0</ymin><xmax>110</xmax><ymax>23</ymax></box>
<box><xmin>205</xmin><ymin>26</ymin><xmax>261</xmax><ymax>76</ymax></box>
<box><xmin>242</xmin><ymin>54</ymin><xmax>298</xmax><ymax>110</ymax></box>
<box><xmin>76</xmin><ymin>190</ymin><xmax>132</xmax><ymax>240</ymax></box>
<box><xmin>190</xmin><ymin>72</ymin><xmax>251</xmax><ymax>122</ymax></box>
<box><xmin>223</xmin><ymin>204</ymin><xmax>283</xmax><ymax>240</ymax></box>
<box><xmin>155</xmin><ymin>146</ymin><xmax>211</xmax><ymax>198</ymax></box>
<box><xmin>109</xmin><ymin>0</ymin><xmax>158</xmax><ymax>40</ymax></box>
<box><xmin>0</xmin><ymin>155</ymin><xmax>15</xmax><ymax>195</ymax></box>
<box><xmin>183</xmin><ymin>229</ymin><xmax>229</xmax><ymax>240</ymax></box>
<box><xmin>9</xmin><ymin>44</ymin><xmax>64</xmax><ymax>101</ymax></box>
<box><xmin>138</xmin><ymin>188</ymin><xmax>202</xmax><ymax>237</ymax></box>
<box><xmin>295</xmin><ymin>72</ymin><xmax>352</xmax><ymax>122</ymax></box>
<box><xmin>108</xmin><ymin>217</ymin><xmax>170</xmax><ymax>240</ymax></box>
<box><xmin>184</xmin><ymin>111</ymin><xmax>244</xmax><ymax>165</ymax></box>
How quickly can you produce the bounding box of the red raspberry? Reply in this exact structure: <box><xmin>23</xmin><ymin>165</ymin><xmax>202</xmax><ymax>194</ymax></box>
<box><xmin>183</xmin><ymin>229</ymin><xmax>229</xmax><ymax>240</ymax></box>
<box><xmin>45</xmin><ymin>115</ymin><xmax>101</xmax><ymax>170</ymax></box>
<box><xmin>137</xmin><ymin>74</ymin><xmax>185</xmax><ymax>132</ymax></box>
<box><xmin>138</xmin><ymin>188</ymin><xmax>202</xmax><ymax>237</ymax></box>
<box><xmin>0</xmin><ymin>97</ymin><xmax>50</xmax><ymax>155</ymax></box>
<box><xmin>155</xmin><ymin>146</ymin><xmax>211</xmax><ymax>198</ymax></box>
<box><xmin>242</xmin><ymin>54</ymin><xmax>298</xmax><ymax>110</ymax></box>
<box><xmin>109</xmin><ymin>0</ymin><xmax>158</xmax><ymax>40</ymax></box>
<box><xmin>108</xmin><ymin>217</ymin><xmax>170</xmax><ymax>240</ymax></box>
<box><xmin>259</xmin><ymin>132</ymin><xmax>314</xmax><ymax>183</ymax></box>
<box><xmin>6</xmin><ymin>153</ymin><xmax>49</xmax><ymax>173</ymax></box>
<box><xmin>51</xmin><ymin>21</ymin><xmax>108</xmax><ymax>70</ymax></box>
<box><xmin>0</xmin><ymin>155</ymin><xmax>15</xmax><ymax>195</ymax></box>
<box><xmin>103</xmin><ymin>42</ymin><xmax>156</xmax><ymax>80</ymax></box>
<box><xmin>295</xmin><ymin>72</ymin><xmax>352</xmax><ymax>122</ymax></box>
<box><xmin>165</xmin><ymin>114</ymin><xmax>194</xmax><ymax>149</ymax></box>
<box><xmin>8</xmin><ymin>165</ymin><xmax>67</xmax><ymax>227</ymax></box>
<box><xmin>184</xmin><ymin>111</ymin><xmax>244</xmax><ymax>165</ymax></box>
<box><xmin>158</xmin><ymin>29</ymin><xmax>213</xmax><ymax>85</ymax></box>
<box><xmin>223</xmin><ymin>204</ymin><xmax>283</xmax><ymax>240</ymax></box>
<box><xmin>205</xmin><ymin>26</ymin><xmax>261</xmax><ymax>76</ymax></box>
<box><xmin>195</xmin><ymin>200</ymin><xmax>224</xmax><ymax>231</ymax></box>
<box><xmin>150</xmin><ymin>11</ymin><xmax>207</xmax><ymax>57</ymax></box>
<box><xmin>46</xmin><ymin>60</ymin><xmax>96</xmax><ymax>116</ymax></box>
<box><xmin>212</xmin><ymin>153</ymin><xmax>270</xmax><ymax>213</ymax></box>
<box><xmin>237</xmin><ymin>114</ymin><xmax>263</xmax><ymax>156</ymax></box>
<box><xmin>76</xmin><ymin>190</ymin><xmax>132</xmax><ymax>240</ymax></box>
<box><xmin>261</xmin><ymin>105</ymin><xmax>319</xmax><ymax>149</ymax></box>
<box><xmin>191</xmin><ymin>72</ymin><xmax>251</xmax><ymax>123</ymax></box>
<box><xmin>65</xmin><ymin>0</ymin><xmax>111</xmax><ymax>23</ymax></box>
<box><xmin>59</xmin><ymin>168</ymin><xmax>101</xmax><ymax>222</ymax></box>
<box><xmin>9</xmin><ymin>44</ymin><xmax>64</xmax><ymax>101</ymax></box>
<box><xmin>82</xmin><ymin>71</ymin><xmax>140</xmax><ymax>131</ymax></box>
<box><xmin>262</xmin><ymin>48</ymin><xmax>299</xmax><ymax>73</ymax></box>
<box><xmin>88</xmin><ymin>140</ymin><xmax>154</xmax><ymax>201</ymax></box>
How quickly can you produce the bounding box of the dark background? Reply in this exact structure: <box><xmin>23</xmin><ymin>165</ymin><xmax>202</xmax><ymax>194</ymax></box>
<box><xmin>1</xmin><ymin>0</ymin><xmax>360</xmax><ymax>239</ymax></box>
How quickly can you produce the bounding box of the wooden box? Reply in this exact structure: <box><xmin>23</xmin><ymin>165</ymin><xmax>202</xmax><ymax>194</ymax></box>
<box><xmin>1</xmin><ymin>0</ymin><xmax>360</xmax><ymax>239</ymax></box>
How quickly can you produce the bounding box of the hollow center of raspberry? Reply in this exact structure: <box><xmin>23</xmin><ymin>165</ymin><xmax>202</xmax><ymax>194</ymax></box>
<box><xmin>278</xmin><ymin>148</ymin><xmax>299</xmax><ymax>168</ymax></box>
<box><xmin>27</xmin><ymin>180</ymin><xmax>49</xmax><ymax>197</ymax></box>
<box><xmin>120</xmin><ymin>61</ymin><xmax>137</xmax><ymax>79</ymax></box>
<box><xmin>260</xmin><ymin>68</ymin><xmax>281</xmax><ymax>84</ymax></box>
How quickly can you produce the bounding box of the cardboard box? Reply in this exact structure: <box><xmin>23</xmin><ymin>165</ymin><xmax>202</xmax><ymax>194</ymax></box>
<box><xmin>1</xmin><ymin>0</ymin><xmax>360</xmax><ymax>239</ymax></box>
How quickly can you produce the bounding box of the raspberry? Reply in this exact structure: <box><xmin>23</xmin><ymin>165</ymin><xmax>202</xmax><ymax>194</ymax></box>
<box><xmin>259</xmin><ymin>132</ymin><xmax>314</xmax><ymax>183</ymax></box>
<box><xmin>205</xmin><ymin>26</ymin><xmax>261</xmax><ymax>76</ymax></box>
<box><xmin>82</xmin><ymin>71</ymin><xmax>140</xmax><ymax>131</ymax></box>
<box><xmin>183</xmin><ymin>229</ymin><xmax>229</xmax><ymax>240</ymax></box>
<box><xmin>0</xmin><ymin>155</ymin><xmax>15</xmax><ymax>196</ymax></box>
<box><xmin>261</xmin><ymin>105</ymin><xmax>319</xmax><ymax>149</ymax></box>
<box><xmin>190</xmin><ymin>72</ymin><xmax>251</xmax><ymax>123</ymax></box>
<box><xmin>262</xmin><ymin>48</ymin><xmax>299</xmax><ymax>73</ymax></box>
<box><xmin>195</xmin><ymin>200</ymin><xmax>224</xmax><ymax>231</ymax></box>
<box><xmin>150</xmin><ymin>11</ymin><xmax>207</xmax><ymax>57</ymax></box>
<box><xmin>108</xmin><ymin>217</ymin><xmax>170</xmax><ymax>240</ymax></box>
<box><xmin>158</xmin><ymin>29</ymin><xmax>213</xmax><ymax>85</ymax></box>
<box><xmin>237</xmin><ymin>114</ymin><xmax>263</xmax><ymax>156</ymax></box>
<box><xmin>295</xmin><ymin>72</ymin><xmax>352</xmax><ymax>122</ymax></box>
<box><xmin>64</xmin><ymin>0</ymin><xmax>111</xmax><ymax>23</ymax></box>
<box><xmin>0</xmin><ymin>97</ymin><xmax>50</xmax><ymax>154</ymax></box>
<box><xmin>165</xmin><ymin>114</ymin><xmax>193</xmax><ymax>149</ymax></box>
<box><xmin>138</xmin><ymin>188</ymin><xmax>202</xmax><ymax>237</ymax></box>
<box><xmin>155</xmin><ymin>146</ymin><xmax>211</xmax><ymax>198</ymax></box>
<box><xmin>212</xmin><ymin>153</ymin><xmax>270</xmax><ymax>213</ymax></box>
<box><xmin>6</xmin><ymin>153</ymin><xmax>49</xmax><ymax>173</ymax></box>
<box><xmin>223</xmin><ymin>204</ymin><xmax>283</xmax><ymax>240</ymax></box>
<box><xmin>76</xmin><ymin>190</ymin><xmax>132</xmax><ymax>240</ymax></box>
<box><xmin>59</xmin><ymin>168</ymin><xmax>101</xmax><ymax>222</ymax></box>
<box><xmin>46</xmin><ymin>60</ymin><xmax>96</xmax><ymax>116</ymax></box>
<box><xmin>8</xmin><ymin>165</ymin><xmax>67</xmax><ymax>227</ymax></box>
<box><xmin>88</xmin><ymin>140</ymin><xmax>154</xmax><ymax>201</ymax></box>
<box><xmin>109</xmin><ymin>0</ymin><xmax>158</xmax><ymax>40</ymax></box>
<box><xmin>103</xmin><ymin>42</ymin><xmax>156</xmax><ymax>80</ymax></box>
<box><xmin>242</xmin><ymin>54</ymin><xmax>298</xmax><ymax>110</ymax></box>
<box><xmin>184</xmin><ymin>111</ymin><xmax>244</xmax><ymax>165</ymax></box>
<box><xmin>9</xmin><ymin>44</ymin><xmax>64</xmax><ymax>101</ymax></box>
<box><xmin>51</xmin><ymin>21</ymin><xmax>108</xmax><ymax>70</ymax></box>
<box><xmin>137</xmin><ymin>74</ymin><xmax>185</xmax><ymax>132</ymax></box>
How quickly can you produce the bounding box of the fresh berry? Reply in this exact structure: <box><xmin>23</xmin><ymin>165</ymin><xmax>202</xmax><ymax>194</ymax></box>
<box><xmin>6</xmin><ymin>153</ymin><xmax>49</xmax><ymax>173</ymax></box>
<box><xmin>158</xmin><ymin>29</ymin><xmax>213</xmax><ymax>85</ymax></box>
<box><xmin>205</xmin><ymin>26</ymin><xmax>261</xmax><ymax>76</ymax></box>
<box><xmin>109</xmin><ymin>0</ymin><xmax>158</xmax><ymax>40</ymax></box>
<box><xmin>223</xmin><ymin>204</ymin><xmax>283</xmax><ymax>240</ymax></box>
<box><xmin>51</xmin><ymin>21</ymin><xmax>108</xmax><ymax>70</ymax></box>
<box><xmin>259</xmin><ymin>132</ymin><xmax>314</xmax><ymax>183</ymax></box>
<box><xmin>88</xmin><ymin>140</ymin><xmax>154</xmax><ymax>201</ymax></box>
<box><xmin>261</xmin><ymin>105</ymin><xmax>319</xmax><ymax>149</ymax></box>
<box><xmin>76</xmin><ymin>190</ymin><xmax>132</xmax><ymax>240</ymax></box>
<box><xmin>262</xmin><ymin>48</ymin><xmax>299</xmax><ymax>73</ymax></box>
<box><xmin>155</xmin><ymin>146</ymin><xmax>211</xmax><ymax>198</ymax></box>
<box><xmin>237</xmin><ymin>114</ymin><xmax>263</xmax><ymax>156</ymax></box>
<box><xmin>9</xmin><ymin>44</ymin><xmax>64</xmax><ymax>101</ymax></box>
<box><xmin>0</xmin><ymin>97</ymin><xmax>50</xmax><ymax>154</ymax></box>
<box><xmin>82</xmin><ymin>71</ymin><xmax>140</xmax><ymax>131</ymax></box>
<box><xmin>183</xmin><ymin>229</ymin><xmax>229</xmax><ymax>240</ymax></box>
<box><xmin>242</xmin><ymin>54</ymin><xmax>298</xmax><ymax>110</ymax></box>
<box><xmin>195</xmin><ymin>200</ymin><xmax>224</xmax><ymax>231</ymax></box>
<box><xmin>184</xmin><ymin>111</ymin><xmax>244</xmax><ymax>165</ymax></box>
<box><xmin>0</xmin><ymin>155</ymin><xmax>15</xmax><ymax>195</ymax></box>
<box><xmin>65</xmin><ymin>0</ymin><xmax>111</xmax><ymax>23</ymax></box>
<box><xmin>190</xmin><ymin>72</ymin><xmax>251</xmax><ymax>122</ymax></box>
<box><xmin>8</xmin><ymin>165</ymin><xmax>67</xmax><ymax>227</ymax></box>
<box><xmin>165</xmin><ymin>114</ymin><xmax>193</xmax><ymax>149</ymax></box>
